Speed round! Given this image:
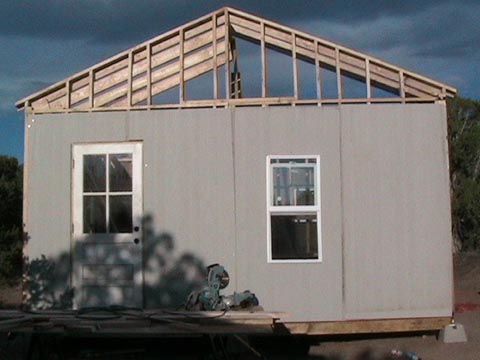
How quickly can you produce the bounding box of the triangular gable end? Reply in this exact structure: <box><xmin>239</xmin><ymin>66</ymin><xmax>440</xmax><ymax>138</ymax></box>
<box><xmin>16</xmin><ymin>7</ymin><xmax>456</xmax><ymax>113</ymax></box>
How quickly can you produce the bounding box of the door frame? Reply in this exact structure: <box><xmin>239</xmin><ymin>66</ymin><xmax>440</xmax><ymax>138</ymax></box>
<box><xmin>71</xmin><ymin>141</ymin><xmax>144</xmax><ymax>308</ymax></box>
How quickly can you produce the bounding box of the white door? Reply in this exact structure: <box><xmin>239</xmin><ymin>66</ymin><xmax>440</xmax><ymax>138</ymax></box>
<box><xmin>72</xmin><ymin>142</ymin><xmax>143</xmax><ymax>309</ymax></box>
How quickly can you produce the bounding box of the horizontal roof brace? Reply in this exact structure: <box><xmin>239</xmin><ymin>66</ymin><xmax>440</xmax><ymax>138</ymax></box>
<box><xmin>25</xmin><ymin>96</ymin><xmax>443</xmax><ymax>114</ymax></box>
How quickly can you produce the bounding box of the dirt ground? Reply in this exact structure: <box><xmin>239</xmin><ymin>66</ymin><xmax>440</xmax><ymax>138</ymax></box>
<box><xmin>308</xmin><ymin>311</ymin><xmax>479</xmax><ymax>360</ymax></box>
<box><xmin>308</xmin><ymin>252</ymin><xmax>480</xmax><ymax>360</ymax></box>
<box><xmin>0</xmin><ymin>253</ymin><xmax>479</xmax><ymax>359</ymax></box>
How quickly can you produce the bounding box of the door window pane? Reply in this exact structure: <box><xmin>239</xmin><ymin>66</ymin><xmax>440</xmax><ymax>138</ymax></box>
<box><xmin>109</xmin><ymin>195</ymin><xmax>132</xmax><ymax>233</ymax></box>
<box><xmin>84</xmin><ymin>196</ymin><xmax>107</xmax><ymax>233</ymax></box>
<box><xmin>109</xmin><ymin>154</ymin><xmax>133</xmax><ymax>192</ymax></box>
<box><xmin>81</xmin><ymin>150</ymin><xmax>136</xmax><ymax>235</ymax></box>
<box><xmin>84</xmin><ymin>155</ymin><xmax>106</xmax><ymax>192</ymax></box>
<box><xmin>271</xmin><ymin>215</ymin><xmax>318</xmax><ymax>260</ymax></box>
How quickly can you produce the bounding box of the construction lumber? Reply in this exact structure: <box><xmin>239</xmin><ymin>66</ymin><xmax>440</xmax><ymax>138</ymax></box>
<box><xmin>285</xmin><ymin>317</ymin><xmax>452</xmax><ymax>335</ymax></box>
<box><xmin>16</xmin><ymin>7</ymin><xmax>456</xmax><ymax>113</ymax></box>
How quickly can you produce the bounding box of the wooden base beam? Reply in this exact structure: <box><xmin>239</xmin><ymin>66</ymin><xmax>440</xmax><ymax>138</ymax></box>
<box><xmin>284</xmin><ymin>317</ymin><xmax>452</xmax><ymax>336</ymax></box>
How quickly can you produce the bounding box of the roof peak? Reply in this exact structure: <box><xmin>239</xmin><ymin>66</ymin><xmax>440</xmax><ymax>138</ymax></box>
<box><xmin>16</xmin><ymin>7</ymin><xmax>456</xmax><ymax>112</ymax></box>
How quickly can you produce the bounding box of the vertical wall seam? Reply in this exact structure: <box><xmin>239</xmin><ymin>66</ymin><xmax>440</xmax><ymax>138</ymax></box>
<box><xmin>69</xmin><ymin>141</ymin><xmax>75</xmax><ymax>305</ymax></box>
<box><xmin>338</xmin><ymin>106</ymin><xmax>346</xmax><ymax>319</ymax></box>
<box><xmin>125</xmin><ymin>112</ymin><xmax>130</xmax><ymax>140</ymax></box>
<box><xmin>230</xmin><ymin>107</ymin><xmax>239</xmax><ymax>291</ymax></box>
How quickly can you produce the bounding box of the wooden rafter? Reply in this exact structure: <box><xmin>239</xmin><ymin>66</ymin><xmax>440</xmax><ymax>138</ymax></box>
<box><xmin>16</xmin><ymin>7</ymin><xmax>456</xmax><ymax>112</ymax></box>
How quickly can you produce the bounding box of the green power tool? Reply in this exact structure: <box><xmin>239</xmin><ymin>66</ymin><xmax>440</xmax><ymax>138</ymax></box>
<box><xmin>185</xmin><ymin>264</ymin><xmax>260</xmax><ymax>311</ymax></box>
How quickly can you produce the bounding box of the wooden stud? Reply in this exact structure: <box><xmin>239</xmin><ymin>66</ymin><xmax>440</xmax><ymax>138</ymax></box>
<box><xmin>179</xmin><ymin>29</ymin><xmax>185</xmax><ymax>103</ymax></box>
<box><xmin>292</xmin><ymin>34</ymin><xmax>299</xmax><ymax>101</ymax></box>
<box><xmin>146</xmin><ymin>44</ymin><xmax>152</xmax><ymax>106</ymax></box>
<box><xmin>365</xmin><ymin>58</ymin><xmax>371</xmax><ymax>103</ymax></box>
<box><xmin>212</xmin><ymin>15</ymin><xmax>219</xmax><ymax>101</ymax></box>
<box><xmin>127</xmin><ymin>52</ymin><xmax>133</xmax><ymax>107</ymax></box>
<box><xmin>335</xmin><ymin>48</ymin><xmax>343</xmax><ymax>101</ymax></box>
<box><xmin>230</xmin><ymin>39</ymin><xmax>241</xmax><ymax>99</ymax></box>
<box><xmin>314</xmin><ymin>40</ymin><xmax>322</xmax><ymax>106</ymax></box>
<box><xmin>66</xmin><ymin>81</ymin><xmax>71</xmax><ymax>109</ymax></box>
<box><xmin>441</xmin><ymin>87</ymin><xmax>447</xmax><ymax>100</ymax></box>
<box><xmin>399</xmin><ymin>71</ymin><xmax>406</xmax><ymax>102</ymax></box>
<box><xmin>88</xmin><ymin>70</ymin><xmax>94</xmax><ymax>108</ymax></box>
<box><xmin>224</xmin><ymin>8</ymin><xmax>231</xmax><ymax>100</ymax></box>
<box><xmin>261</xmin><ymin>22</ymin><xmax>268</xmax><ymax>99</ymax></box>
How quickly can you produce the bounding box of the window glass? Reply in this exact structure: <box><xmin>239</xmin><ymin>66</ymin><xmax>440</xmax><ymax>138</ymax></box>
<box><xmin>271</xmin><ymin>215</ymin><xmax>318</xmax><ymax>260</ymax></box>
<box><xmin>82</xmin><ymin>152</ymin><xmax>134</xmax><ymax>234</ymax></box>
<box><xmin>109</xmin><ymin>154</ymin><xmax>132</xmax><ymax>192</ymax></box>
<box><xmin>272</xmin><ymin>163</ymin><xmax>315</xmax><ymax>206</ymax></box>
<box><xmin>84</xmin><ymin>196</ymin><xmax>107</xmax><ymax>233</ymax></box>
<box><xmin>272</xmin><ymin>167</ymin><xmax>290</xmax><ymax>205</ymax></box>
<box><xmin>109</xmin><ymin>195</ymin><xmax>133</xmax><ymax>233</ymax></box>
<box><xmin>84</xmin><ymin>155</ymin><xmax>106</xmax><ymax>192</ymax></box>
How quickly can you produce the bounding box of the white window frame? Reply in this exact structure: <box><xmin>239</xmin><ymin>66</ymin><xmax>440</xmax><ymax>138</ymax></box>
<box><xmin>266</xmin><ymin>155</ymin><xmax>322</xmax><ymax>263</ymax></box>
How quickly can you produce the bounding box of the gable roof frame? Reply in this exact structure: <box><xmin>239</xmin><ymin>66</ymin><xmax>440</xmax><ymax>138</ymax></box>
<box><xmin>16</xmin><ymin>7</ymin><xmax>456</xmax><ymax>113</ymax></box>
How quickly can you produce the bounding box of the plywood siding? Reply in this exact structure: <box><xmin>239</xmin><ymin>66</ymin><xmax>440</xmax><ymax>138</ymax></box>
<box><xmin>341</xmin><ymin>104</ymin><xmax>453</xmax><ymax>319</ymax></box>
<box><xmin>127</xmin><ymin>109</ymin><xmax>237</xmax><ymax>308</ymax></box>
<box><xmin>25</xmin><ymin>113</ymin><xmax>129</xmax><ymax>308</ymax></box>
<box><xmin>25</xmin><ymin>104</ymin><xmax>452</xmax><ymax>320</ymax></box>
<box><xmin>26</xmin><ymin>113</ymin><xmax>129</xmax><ymax>262</ymax></box>
<box><xmin>232</xmin><ymin>107</ymin><xmax>344</xmax><ymax>322</ymax></box>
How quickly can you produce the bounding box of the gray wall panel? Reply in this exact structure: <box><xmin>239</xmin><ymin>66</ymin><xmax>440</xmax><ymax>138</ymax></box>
<box><xmin>127</xmin><ymin>109</ymin><xmax>237</xmax><ymax>307</ymax></box>
<box><xmin>27</xmin><ymin>112</ymin><xmax>128</xmax><ymax>261</ymax></box>
<box><xmin>26</xmin><ymin>112</ymin><xmax>128</xmax><ymax>307</ymax></box>
<box><xmin>233</xmin><ymin>107</ymin><xmax>344</xmax><ymax>322</ymax></box>
<box><xmin>341</xmin><ymin>104</ymin><xmax>453</xmax><ymax>319</ymax></box>
<box><xmin>28</xmin><ymin>110</ymin><xmax>236</xmax><ymax>309</ymax></box>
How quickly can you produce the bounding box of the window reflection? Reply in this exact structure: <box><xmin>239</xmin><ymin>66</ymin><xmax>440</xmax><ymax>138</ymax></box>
<box><xmin>272</xmin><ymin>164</ymin><xmax>315</xmax><ymax>206</ymax></box>
<box><xmin>271</xmin><ymin>215</ymin><xmax>318</xmax><ymax>260</ymax></box>
<box><xmin>109</xmin><ymin>196</ymin><xmax>132</xmax><ymax>233</ymax></box>
<box><xmin>84</xmin><ymin>196</ymin><xmax>107</xmax><ymax>233</ymax></box>
<box><xmin>84</xmin><ymin>155</ymin><xmax>106</xmax><ymax>192</ymax></box>
<box><xmin>82</xmin><ymin>152</ymin><xmax>134</xmax><ymax>234</ymax></box>
<box><xmin>109</xmin><ymin>154</ymin><xmax>132</xmax><ymax>192</ymax></box>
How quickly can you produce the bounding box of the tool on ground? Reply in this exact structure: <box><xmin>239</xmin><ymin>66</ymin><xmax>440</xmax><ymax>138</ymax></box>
<box><xmin>185</xmin><ymin>264</ymin><xmax>260</xmax><ymax>311</ymax></box>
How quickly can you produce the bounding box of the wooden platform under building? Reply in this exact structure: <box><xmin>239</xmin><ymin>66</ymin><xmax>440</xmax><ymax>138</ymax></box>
<box><xmin>0</xmin><ymin>309</ymin><xmax>451</xmax><ymax>337</ymax></box>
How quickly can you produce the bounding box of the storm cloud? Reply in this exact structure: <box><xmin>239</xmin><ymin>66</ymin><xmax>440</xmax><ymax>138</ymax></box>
<box><xmin>0</xmin><ymin>1</ymin><xmax>477</xmax><ymax>44</ymax></box>
<box><xmin>0</xmin><ymin>1</ymin><xmax>478</xmax><ymax>159</ymax></box>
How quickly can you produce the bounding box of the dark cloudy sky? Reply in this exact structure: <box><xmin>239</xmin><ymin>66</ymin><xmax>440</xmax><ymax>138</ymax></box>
<box><xmin>1</xmin><ymin>0</ymin><xmax>479</xmax><ymax>160</ymax></box>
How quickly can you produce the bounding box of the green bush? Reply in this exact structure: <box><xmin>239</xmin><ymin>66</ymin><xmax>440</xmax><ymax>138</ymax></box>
<box><xmin>0</xmin><ymin>155</ymin><xmax>23</xmax><ymax>284</ymax></box>
<box><xmin>449</xmin><ymin>97</ymin><xmax>480</xmax><ymax>250</ymax></box>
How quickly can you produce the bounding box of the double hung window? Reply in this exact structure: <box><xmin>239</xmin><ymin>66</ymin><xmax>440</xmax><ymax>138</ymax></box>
<box><xmin>267</xmin><ymin>156</ymin><xmax>321</xmax><ymax>262</ymax></box>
